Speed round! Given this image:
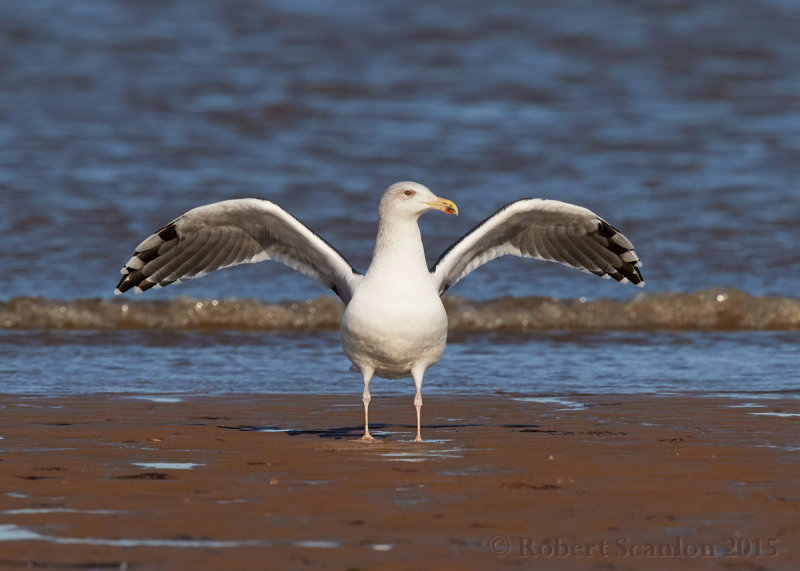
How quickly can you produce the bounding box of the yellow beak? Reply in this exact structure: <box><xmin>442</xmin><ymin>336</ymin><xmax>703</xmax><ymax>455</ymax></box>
<box><xmin>426</xmin><ymin>197</ymin><xmax>458</xmax><ymax>216</ymax></box>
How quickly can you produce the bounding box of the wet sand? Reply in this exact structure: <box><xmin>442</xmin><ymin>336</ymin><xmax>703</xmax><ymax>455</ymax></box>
<box><xmin>0</xmin><ymin>393</ymin><xmax>797</xmax><ymax>570</ymax></box>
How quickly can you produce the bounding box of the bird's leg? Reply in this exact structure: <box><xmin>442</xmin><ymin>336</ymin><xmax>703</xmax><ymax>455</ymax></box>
<box><xmin>360</xmin><ymin>368</ymin><xmax>375</xmax><ymax>442</ymax></box>
<box><xmin>413</xmin><ymin>391</ymin><xmax>423</xmax><ymax>443</ymax></box>
<box><xmin>412</xmin><ymin>367</ymin><xmax>424</xmax><ymax>443</ymax></box>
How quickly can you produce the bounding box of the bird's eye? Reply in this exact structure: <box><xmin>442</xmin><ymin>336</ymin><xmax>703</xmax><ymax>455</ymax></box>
<box><xmin>403</xmin><ymin>189</ymin><xmax>415</xmax><ymax>197</ymax></box>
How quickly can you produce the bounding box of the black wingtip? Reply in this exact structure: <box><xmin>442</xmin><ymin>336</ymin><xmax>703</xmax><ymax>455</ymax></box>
<box><xmin>114</xmin><ymin>222</ymin><xmax>181</xmax><ymax>296</ymax></box>
<box><xmin>115</xmin><ymin>273</ymin><xmax>135</xmax><ymax>294</ymax></box>
<box><xmin>596</xmin><ymin>219</ymin><xmax>644</xmax><ymax>287</ymax></box>
<box><xmin>157</xmin><ymin>223</ymin><xmax>178</xmax><ymax>242</ymax></box>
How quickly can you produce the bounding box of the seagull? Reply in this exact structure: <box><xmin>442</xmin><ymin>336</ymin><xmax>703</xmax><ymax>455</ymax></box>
<box><xmin>115</xmin><ymin>181</ymin><xmax>643</xmax><ymax>442</ymax></box>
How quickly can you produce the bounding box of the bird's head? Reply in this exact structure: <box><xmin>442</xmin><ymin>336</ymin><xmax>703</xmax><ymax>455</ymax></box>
<box><xmin>379</xmin><ymin>181</ymin><xmax>458</xmax><ymax>220</ymax></box>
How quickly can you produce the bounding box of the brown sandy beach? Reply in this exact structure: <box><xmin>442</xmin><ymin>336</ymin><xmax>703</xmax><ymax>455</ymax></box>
<box><xmin>0</xmin><ymin>393</ymin><xmax>797</xmax><ymax>570</ymax></box>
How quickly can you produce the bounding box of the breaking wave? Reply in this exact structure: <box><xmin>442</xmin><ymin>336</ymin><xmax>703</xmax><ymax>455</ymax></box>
<box><xmin>2</xmin><ymin>288</ymin><xmax>800</xmax><ymax>331</ymax></box>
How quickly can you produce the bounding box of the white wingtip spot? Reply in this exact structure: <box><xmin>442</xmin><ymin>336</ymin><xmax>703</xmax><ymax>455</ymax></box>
<box><xmin>610</xmin><ymin>233</ymin><xmax>634</xmax><ymax>249</ymax></box>
<box><xmin>135</xmin><ymin>234</ymin><xmax>164</xmax><ymax>252</ymax></box>
<box><xmin>126</xmin><ymin>257</ymin><xmax>145</xmax><ymax>270</ymax></box>
<box><xmin>637</xmin><ymin>280</ymin><xmax>645</xmax><ymax>288</ymax></box>
<box><xmin>114</xmin><ymin>288</ymin><xmax>122</xmax><ymax>296</ymax></box>
<box><xmin>133</xmin><ymin>286</ymin><xmax>143</xmax><ymax>294</ymax></box>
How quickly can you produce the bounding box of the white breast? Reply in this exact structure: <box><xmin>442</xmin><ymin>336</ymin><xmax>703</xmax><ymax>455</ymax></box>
<box><xmin>340</xmin><ymin>268</ymin><xmax>448</xmax><ymax>379</ymax></box>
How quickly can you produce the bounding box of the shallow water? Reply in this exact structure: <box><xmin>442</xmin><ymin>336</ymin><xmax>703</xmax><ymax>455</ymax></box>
<box><xmin>2</xmin><ymin>329</ymin><xmax>799</xmax><ymax>396</ymax></box>
<box><xmin>1</xmin><ymin>0</ymin><xmax>799</xmax><ymax>396</ymax></box>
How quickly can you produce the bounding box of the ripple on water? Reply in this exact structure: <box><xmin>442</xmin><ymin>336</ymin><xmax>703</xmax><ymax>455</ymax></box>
<box><xmin>132</xmin><ymin>462</ymin><xmax>204</xmax><ymax>470</ymax></box>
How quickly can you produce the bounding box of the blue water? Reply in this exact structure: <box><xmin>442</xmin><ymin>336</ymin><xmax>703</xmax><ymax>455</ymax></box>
<box><xmin>1</xmin><ymin>329</ymin><xmax>798</xmax><ymax>396</ymax></box>
<box><xmin>1</xmin><ymin>0</ymin><xmax>799</xmax><ymax>395</ymax></box>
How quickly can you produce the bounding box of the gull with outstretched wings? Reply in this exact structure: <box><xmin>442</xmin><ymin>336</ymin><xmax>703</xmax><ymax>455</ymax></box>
<box><xmin>116</xmin><ymin>181</ymin><xmax>643</xmax><ymax>442</ymax></box>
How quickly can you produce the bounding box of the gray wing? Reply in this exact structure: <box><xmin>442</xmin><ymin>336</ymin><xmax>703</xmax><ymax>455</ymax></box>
<box><xmin>430</xmin><ymin>198</ymin><xmax>644</xmax><ymax>295</ymax></box>
<box><xmin>115</xmin><ymin>199</ymin><xmax>362</xmax><ymax>303</ymax></box>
